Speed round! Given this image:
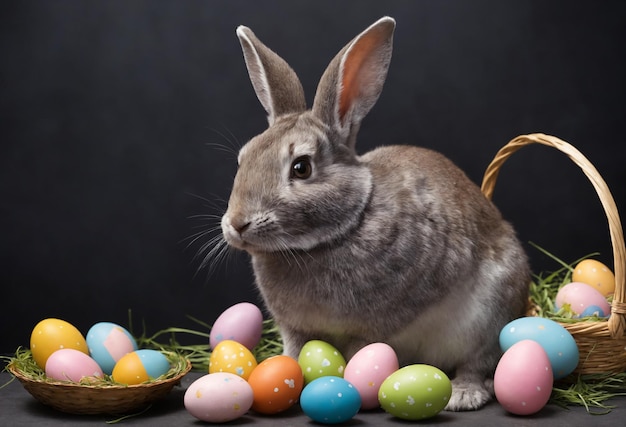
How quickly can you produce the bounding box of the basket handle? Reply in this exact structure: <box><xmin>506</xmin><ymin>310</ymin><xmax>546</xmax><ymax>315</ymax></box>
<box><xmin>481</xmin><ymin>133</ymin><xmax>626</xmax><ymax>338</ymax></box>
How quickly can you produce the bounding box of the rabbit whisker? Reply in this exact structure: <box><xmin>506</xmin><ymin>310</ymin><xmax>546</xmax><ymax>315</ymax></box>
<box><xmin>181</xmin><ymin>225</ymin><xmax>222</xmax><ymax>249</ymax></box>
<box><xmin>207</xmin><ymin>126</ymin><xmax>243</xmax><ymax>158</ymax></box>
<box><xmin>186</xmin><ymin>192</ymin><xmax>228</xmax><ymax>211</ymax></box>
<box><xmin>195</xmin><ymin>234</ymin><xmax>232</xmax><ymax>279</ymax></box>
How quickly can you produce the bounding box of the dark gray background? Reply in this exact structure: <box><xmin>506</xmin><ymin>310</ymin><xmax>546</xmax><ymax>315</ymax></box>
<box><xmin>1</xmin><ymin>0</ymin><xmax>625</xmax><ymax>354</ymax></box>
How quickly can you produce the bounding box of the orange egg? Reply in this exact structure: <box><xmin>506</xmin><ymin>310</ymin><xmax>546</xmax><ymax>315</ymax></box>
<box><xmin>572</xmin><ymin>259</ymin><xmax>615</xmax><ymax>297</ymax></box>
<box><xmin>209</xmin><ymin>340</ymin><xmax>257</xmax><ymax>380</ymax></box>
<box><xmin>247</xmin><ymin>355</ymin><xmax>304</xmax><ymax>414</ymax></box>
<box><xmin>30</xmin><ymin>318</ymin><xmax>88</xmax><ymax>369</ymax></box>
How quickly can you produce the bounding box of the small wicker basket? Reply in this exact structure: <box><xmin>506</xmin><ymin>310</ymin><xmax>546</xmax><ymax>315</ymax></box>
<box><xmin>481</xmin><ymin>133</ymin><xmax>626</xmax><ymax>375</ymax></box>
<box><xmin>8</xmin><ymin>357</ymin><xmax>192</xmax><ymax>415</ymax></box>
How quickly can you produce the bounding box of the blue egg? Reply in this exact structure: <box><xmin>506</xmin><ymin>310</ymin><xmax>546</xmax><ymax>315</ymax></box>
<box><xmin>135</xmin><ymin>349</ymin><xmax>170</xmax><ymax>378</ymax></box>
<box><xmin>86</xmin><ymin>322</ymin><xmax>138</xmax><ymax>374</ymax></box>
<box><xmin>499</xmin><ymin>317</ymin><xmax>579</xmax><ymax>379</ymax></box>
<box><xmin>579</xmin><ymin>305</ymin><xmax>608</xmax><ymax>318</ymax></box>
<box><xmin>300</xmin><ymin>376</ymin><xmax>361</xmax><ymax>424</ymax></box>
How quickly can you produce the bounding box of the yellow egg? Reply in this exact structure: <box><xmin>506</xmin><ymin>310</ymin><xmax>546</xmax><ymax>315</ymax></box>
<box><xmin>209</xmin><ymin>340</ymin><xmax>257</xmax><ymax>380</ymax></box>
<box><xmin>572</xmin><ymin>259</ymin><xmax>615</xmax><ymax>297</ymax></box>
<box><xmin>30</xmin><ymin>318</ymin><xmax>88</xmax><ymax>369</ymax></box>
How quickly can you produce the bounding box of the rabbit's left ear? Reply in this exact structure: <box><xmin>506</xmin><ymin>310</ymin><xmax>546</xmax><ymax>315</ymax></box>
<box><xmin>313</xmin><ymin>17</ymin><xmax>395</xmax><ymax>146</ymax></box>
<box><xmin>237</xmin><ymin>26</ymin><xmax>307</xmax><ymax>125</ymax></box>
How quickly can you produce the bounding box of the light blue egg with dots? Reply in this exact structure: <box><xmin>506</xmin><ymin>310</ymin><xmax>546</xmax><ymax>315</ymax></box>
<box><xmin>300</xmin><ymin>376</ymin><xmax>361</xmax><ymax>424</ymax></box>
<box><xmin>499</xmin><ymin>317</ymin><xmax>579</xmax><ymax>379</ymax></box>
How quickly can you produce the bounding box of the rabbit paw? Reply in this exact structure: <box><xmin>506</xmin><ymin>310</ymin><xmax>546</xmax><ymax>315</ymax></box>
<box><xmin>445</xmin><ymin>378</ymin><xmax>492</xmax><ymax>411</ymax></box>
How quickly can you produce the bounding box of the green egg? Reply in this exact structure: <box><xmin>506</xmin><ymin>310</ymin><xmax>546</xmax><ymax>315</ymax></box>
<box><xmin>298</xmin><ymin>340</ymin><xmax>346</xmax><ymax>384</ymax></box>
<box><xmin>378</xmin><ymin>364</ymin><xmax>451</xmax><ymax>420</ymax></box>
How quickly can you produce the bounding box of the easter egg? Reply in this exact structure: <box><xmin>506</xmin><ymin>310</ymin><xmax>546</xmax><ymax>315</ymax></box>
<box><xmin>300</xmin><ymin>376</ymin><xmax>361</xmax><ymax>424</ymax></box>
<box><xmin>111</xmin><ymin>349</ymin><xmax>170</xmax><ymax>385</ymax></box>
<box><xmin>499</xmin><ymin>317</ymin><xmax>579</xmax><ymax>379</ymax></box>
<box><xmin>184</xmin><ymin>372</ymin><xmax>254</xmax><ymax>423</ymax></box>
<box><xmin>572</xmin><ymin>259</ymin><xmax>615</xmax><ymax>296</ymax></box>
<box><xmin>209</xmin><ymin>340</ymin><xmax>257</xmax><ymax>380</ymax></box>
<box><xmin>247</xmin><ymin>355</ymin><xmax>304</xmax><ymax>414</ymax></box>
<box><xmin>580</xmin><ymin>305</ymin><xmax>607</xmax><ymax>317</ymax></box>
<box><xmin>30</xmin><ymin>318</ymin><xmax>88</xmax><ymax>369</ymax></box>
<box><xmin>86</xmin><ymin>322</ymin><xmax>138</xmax><ymax>374</ymax></box>
<box><xmin>378</xmin><ymin>364</ymin><xmax>451</xmax><ymax>420</ymax></box>
<box><xmin>555</xmin><ymin>282</ymin><xmax>611</xmax><ymax>318</ymax></box>
<box><xmin>45</xmin><ymin>349</ymin><xmax>104</xmax><ymax>382</ymax></box>
<box><xmin>210</xmin><ymin>302</ymin><xmax>263</xmax><ymax>350</ymax></box>
<box><xmin>298</xmin><ymin>340</ymin><xmax>346</xmax><ymax>384</ymax></box>
<box><xmin>494</xmin><ymin>340</ymin><xmax>553</xmax><ymax>415</ymax></box>
<box><xmin>344</xmin><ymin>342</ymin><xmax>399</xmax><ymax>410</ymax></box>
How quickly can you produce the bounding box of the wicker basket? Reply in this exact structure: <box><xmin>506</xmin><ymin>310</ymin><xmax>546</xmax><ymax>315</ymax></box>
<box><xmin>8</xmin><ymin>357</ymin><xmax>192</xmax><ymax>415</ymax></box>
<box><xmin>481</xmin><ymin>133</ymin><xmax>626</xmax><ymax>375</ymax></box>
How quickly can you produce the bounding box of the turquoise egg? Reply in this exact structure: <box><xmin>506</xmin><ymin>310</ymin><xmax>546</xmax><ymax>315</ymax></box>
<box><xmin>499</xmin><ymin>317</ymin><xmax>579</xmax><ymax>379</ymax></box>
<box><xmin>86</xmin><ymin>322</ymin><xmax>137</xmax><ymax>374</ymax></box>
<box><xmin>300</xmin><ymin>376</ymin><xmax>361</xmax><ymax>424</ymax></box>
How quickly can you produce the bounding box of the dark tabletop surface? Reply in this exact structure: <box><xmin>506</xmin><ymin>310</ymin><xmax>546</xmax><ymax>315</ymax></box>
<box><xmin>1</xmin><ymin>370</ymin><xmax>625</xmax><ymax>426</ymax></box>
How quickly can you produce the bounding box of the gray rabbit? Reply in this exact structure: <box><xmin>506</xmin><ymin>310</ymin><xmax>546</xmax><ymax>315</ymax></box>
<box><xmin>220</xmin><ymin>17</ymin><xmax>530</xmax><ymax>411</ymax></box>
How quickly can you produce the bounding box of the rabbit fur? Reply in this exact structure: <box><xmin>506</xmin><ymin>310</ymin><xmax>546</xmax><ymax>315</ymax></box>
<box><xmin>220</xmin><ymin>16</ymin><xmax>530</xmax><ymax>411</ymax></box>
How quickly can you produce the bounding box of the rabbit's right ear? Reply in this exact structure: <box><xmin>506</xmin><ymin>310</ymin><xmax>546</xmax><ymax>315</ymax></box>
<box><xmin>236</xmin><ymin>26</ymin><xmax>306</xmax><ymax>125</ymax></box>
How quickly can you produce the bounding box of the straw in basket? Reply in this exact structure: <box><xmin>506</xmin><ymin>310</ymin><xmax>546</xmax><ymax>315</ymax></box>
<box><xmin>481</xmin><ymin>133</ymin><xmax>626</xmax><ymax>375</ymax></box>
<box><xmin>8</xmin><ymin>357</ymin><xmax>192</xmax><ymax>415</ymax></box>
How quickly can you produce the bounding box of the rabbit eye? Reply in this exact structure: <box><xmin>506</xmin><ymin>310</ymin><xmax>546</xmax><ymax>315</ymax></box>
<box><xmin>291</xmin><ymin>156</ymin><xmax>312</xmax><ymax>180</ymax></box>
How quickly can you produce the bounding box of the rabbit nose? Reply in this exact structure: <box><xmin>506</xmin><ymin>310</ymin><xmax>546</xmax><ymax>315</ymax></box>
<box><xmin>232</xmin><ymin>218</ymin><xmax>251</xmax><ymax>234</ymax></box>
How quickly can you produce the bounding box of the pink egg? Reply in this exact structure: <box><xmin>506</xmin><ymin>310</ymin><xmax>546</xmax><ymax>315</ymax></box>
<box><xmin>210</xmin><ymin>302</ymin><xmax>263</xmax><ymax>350</ymax></box>
<box><xmin>555</xmin><ymin>282</ymin><xmax>611</xmax><ymax>317</ymax></box>
<box><xmin>494</xmin><ymin>340</ymin><xmax>553</xmax><ymax>415</ymax></box>
<box><xmin>45</xmin><ymin>348</ymin><xmax>104</xmax><ymax>382</ymax></box>
<box><xmin>184</xmin><ymin>373</ymin><xmax>254</xmax><ymax>423</ymax></box>
<box><xmin>344</xmin><ymin>342</ymin><xmax>399</xmax><ymax>410</ymax></box>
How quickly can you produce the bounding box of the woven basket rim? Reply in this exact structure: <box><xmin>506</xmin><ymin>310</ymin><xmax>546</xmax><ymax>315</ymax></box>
<box><xmin>8</xmin><ymin>356</ymin><xmax>192</xmax><ymax>414</ymax></box>
<box><xmin>480</xmin><ymin>133</ymin><xmax>626</xmax><ymax>340</ymax></box>
<box><xmin>7</xmin><ymin>357</ymin><xmax>192</xmax><ymax>389</ymax></box>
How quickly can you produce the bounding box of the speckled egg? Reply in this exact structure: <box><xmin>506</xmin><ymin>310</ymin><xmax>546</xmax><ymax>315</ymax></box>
<box><xmin>86</xmin><ymin>322</ymin><xmax>138</xmax><ymax>374</ymax></box>
<box><xmin>209</xmin><ymin>340</ymin><xmax>257</xmax><ymax>380</ymax></box>
<box><xmin>494</xmin><ymin>339</ymin><xmax>553</xmax><ymax>415</ymax></box>
<box><xmin>210</xmin><ymin>302</ymin><xmax>264</xmax><ymax>351</ymax></box>
<box><xmin>45</xmin><ymin>349</ymin><xmax>104</xmax><ymax>382</ymax></box>
<box><xmin>111</xmin><ymin>349</ymin><xmax>170</xmax><ymax>385</ymax></box>
<box><xmin>247</xmin><ymin>355</ymin><xmax>304</xmax><ymax>414</ymax></box>
<box><xmin>555</xmin><ymin>282</ymin><xmax>611</xmax><ymax>318</ymax></box>
<box><xmin>378</xmin><ymin>364</ymin><xmax>452</xmax><ymax>420</ymax></box>
<box><xmin>30</xmin><ymin>318</ymin><xmax>89</xmax><ymax>369</ymax></box>
<box><xmin>572</xmin><ymin>259</ymin><xmax>615</xmax><ymax>296</ymax></box>
<box><xmin>499</xmin><ymin>316</ymin><xmax>579</xmax><ymax>379</ymax></box>
<box><xmin>184</xmin><ymin>372</ymin><xmax>254</xmax><ymax>423</ymax></box>
<box><xmin>344</xmin><ymin>342</ymin><xmax>399</xmax><ymax>410</ymax></box>
<box><xmin>298</xmin><ymin>340</ymin><xmax>346</xmax><ymax>384</ymax></box>
<box><xmin>300</xmin><ymin>376</ymin><xmax>361</xmax><ymax>424</ymax></box>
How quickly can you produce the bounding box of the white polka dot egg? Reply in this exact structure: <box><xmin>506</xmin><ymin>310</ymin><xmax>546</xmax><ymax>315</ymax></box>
<box><xmin>208</xmin><ymin>339</ymin><xmax>257</xmax><ymax>380</ymax></box>
<box><xmin>247</xmin><ymin>355</ymin><xmax>304</xmax><ymax>414</ymax></box>
<box><xmin>300</xmin><ymin>376</ymin><xmax>361</xmax><ymax>424</ymax></box>
<box><xmin>298</xmin><ymin>340</ymin><xmax>346</xmax><ymax>384</ymax></box>
<box><xmin>378</xmin><ymin>364</ymin><xmax>451</xmax><ymax>420</ymax></box>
